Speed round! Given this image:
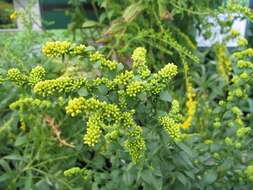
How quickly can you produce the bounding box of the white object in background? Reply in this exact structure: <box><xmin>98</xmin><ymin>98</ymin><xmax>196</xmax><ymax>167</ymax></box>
<box><xmin>196</xmin><ymin>14</ymin><xmax>247</xmax><ymax>47</ymax></box>
<box><xmin>14</xmin><ymin>0</ymin><xmax>42</xmax><ymax>30</ymax></box>
<box><xmin>0</xmin><ymin>0</ymin><xmax>42</xmax><ymax>32</ymax></box>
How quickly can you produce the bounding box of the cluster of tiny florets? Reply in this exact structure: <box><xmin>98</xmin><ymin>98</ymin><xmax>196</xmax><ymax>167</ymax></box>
<box><xmin>7</xmin><ymin>68</ymin><xmax>27</xmax><ymax>86</ymax></box>
<box><xmin>126</xmin><ymin>80</ymin><xmax>145</xmax><ymax>97</ymax></box>
<box><xmin>28</xmin><ymin>66</ymin><xmax>46</xmax><ymax>85</ymax></box>
<box><xmin>124</xmin><ymin>125</ymin><xmax>146</xmax><ymax>163</ymax></box>
<box><xmin>131</xmin><ymin>47</ymin><xmax>150</xmax><ymax>78</ymax></box>
<box><xmin>158</xmin><ymin>63</ymin><xmax>178</xmax><ymax>79</ymax></box>
<box><xmin>147</xmin><ymin>63</ymin><xmax>178</xmax><ymax>94</ymax></box>
<box><xmin>159</xmin><ymin>116</ymin><xmax>181</xmax><ymax>141</ymax></box>
<box><xmin>89</xmin><ymin>51</ymin><xmax>118</xmax><ymax>70</ymax></box>
<box><xmin>70</xmin><ymin>44</ymin><xmax>86</xmax><ymax>55</ymax></box>
<box><xmin>233</xmin><ymin>48</ymin><xmax>253</xmax><ymax>59</ymax></box>
<box><xmin>9</xmin><ymin>97</ymin><xmax>51</xmax><ymax>110</ymax></box>
<box><xmin>42</xmin><ymin>41</ymin><xmax>71</xmax><ymax>58</ymax></box>
<box><xmin>33</xmin><ymin>77</ymin><xmax>86</xmax><ymax>97</ymax></box>
<box><xmin>83</xmin><ymin>114</ymin><xmax>103</xmax><ymax>147</ymax></box>
<box><xmin>113</xmin><ymin>71</ymin><xmax>134</xmax><ymax>86</ymax></box>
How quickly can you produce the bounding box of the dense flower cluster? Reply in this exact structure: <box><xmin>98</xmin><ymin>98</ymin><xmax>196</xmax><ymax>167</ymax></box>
<box><xmin>159</xmin><ymin>100</ymin><xmax>183</xmax><ymax>141</ymax></box>
<box><xmin>131</xmin><ymin>47</ymin><xmax>150</xmax><ymax>78</ymax></box>
<box><xmin>148</xmin><ymin>63</ymin><xmax>178</xmax><ymax>94</ymax></box>
<box><xmin>34</xmin><ymin>77</ymin><xmax>86</xmax><ymax>97</ymax></box>
<box><xmin>66</xmin><ymin>97</ymin><xmax>145</xmax><ymax>162</ymax></box>
<box><xmin>245</xmin><ymin>166</ymin><xmax>253</xmax><ymax>182</ymax></box>
<box><xmin>113</xmin><ymin>71</ymin><xmax>134</xmax><ymax>86</ymax></box>
<box><xmin>9</xmin><ymin>97</ymin><xmax>51</xmax><ymax>110</ymax></box>
<box><xmin>42</xmin><ymin>41</ymin><xmax>71</xmax><ymax>58</ymax></box>
<box><xmin>70</xmin><ymin>44</ymin><xmax>86</xmax><ymax>55</ymax></box>
<box><xmin>7</xmin><ymin>68</ymin><xmax>27</xmax><ymax>86</ymax></box>
<box><xmin>227</xmin><ymin>2</ymin><xmax>253</xmax><ymax>20</ymax></box>
<box><xmin>65</xmin><ymin>97</ymin><xmax>120</xmax><ymax>119</ymax></box>
<box><xmin>126</xmin><ymin>80</ymin><xmax>145</xmax><ymax>97</ymax></box>
<box><xmin>42</xmin><ymin>41</ymin><xmax>87</xmax><ymax>58</ymax></box>
<box><xmin>160</xmin><ymin>116</ymin><xmax>181</xmax><ymax>141</ymax></box>
<box><xmin>182</xmin><ymin>82</ymin><xmax>197</xmax><ymax>129</ymax></box>
<box><xmin>83</xmin><ymin>114</ymin><xmax>103</xmax><ymax>147</ymax></box>
<box><xmin>89</xmin><ymin>51</ymin><xmax>118</xmax><ymax>70</ymax></box>
<box><xmin>233</xmin><ymin>48</ymin><xmax>253</xmax><ymax>59</ymax></box>
<box><xmin>64</xmin><ymin>167</ymin><xmax>92</xmax><ymax>181</ymax></box>
<box><xmin>215</xmin><ymin>43</ymin><xmax>232</xmax><ymax>81</ymax></box>
<box><xmin>28</xmin><ymin>66</ymin><xmax>46</xmax><ymax>85</ymax></box>
<box><xmin>124</xmin><ymin>125</ymin><xmax>146</xmax><ymax>163</ymax></box>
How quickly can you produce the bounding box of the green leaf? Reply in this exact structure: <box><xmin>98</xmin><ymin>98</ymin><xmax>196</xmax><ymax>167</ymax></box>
<box><xmin>98</xmin><ymin>85</ymin><xmax>108</xmax><ymax>95</ymax></box>
<box><xmin>82</xmin><ymin>20</ymin><xmax>99</xmax><ymax>28</ymax></box>
<box><xmin>202</xmin><ymin>170</ymin><xmax>218</xmax><ymax>185</ymax></box>
<box><xmin>122</xmin><ymin>2</ymin><xmax>146</xmax><ymax>22</ymax></box>
<box><xmin>4</xmin><ymin>154</ymin><xmax>25</xmax><ymax>161</ymax></box>
<box><xmin>78</xmin><ymin>87</ymin><xmax>89</xmax><ymax>97</ymax></box>
<box><xmin>159</xmin><ymin>90</ymin><xmax>172</xmax><ymax>102</ymax></box>
<box><xmin>0</xmin><ymin>159</ymin><xmax>11</xmax><ymax>171</ymax></box>
<box><xmin>175</xmin><ymin>171</ymin><xmax>188</xmax><ymax>186</ymax></box>
<box><xmin>14</xmin><ymin>135</ymin><xmax>27</xmax><ymax>147</ymax></box>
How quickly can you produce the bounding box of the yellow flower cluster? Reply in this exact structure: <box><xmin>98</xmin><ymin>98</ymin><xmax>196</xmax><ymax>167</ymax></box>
<box><xmin>42</xmin><ymin>41</ymin><xmax>71</xmax><ymax>58</ymax></box>
<box><xmin>245</xmin><ymin>165</ymin><xmax>253</xmax><ymax>182</ymax></box>
<box><xmin>170</xmin><ymin>100</ymin><xmax>180</xmax><ymax>114</ymax></box>
<box><xmin>83</xmin><ymin>114</ymin><xmax>103</xmax><ymax>147</ymax></box>
<box><xmin>132</xmin><ymin>47</ymin><xmax>147</xmax><ymax>66</ymax></box>
<box><xmin>113</xmin><ymin>71</ymin><xmax>134</xmax><ymax>86</ymax></box>
<box><xmin>66</xmin><ymin>97</ymin><xmax>145</xmax><ymax>162</ymax></box>
<box><xmin>236</xmin><ymin>127</ymin><xmax>251</xmax><ymax>138</ymax></box>
<box><xmin>7</xmin><ymin>68</ymin><xmax>27</xmax><ymax>86</ymax></box>
<box><xmin>70</xmin><ymin>44</ymin><xmax>86</xmax><ymax>55</ymax></box>
<box><xmin>227</xmin><ymin>2</ymin><xmax>253</xmax><ymax>20</ymax></box>
<box><xmin>10</xmin><ymin>11</ymin><xmax>17</xmax><ymax>20</ymax></box>
<box><xmin>231</xmin><ymin>106</ymin><xmax>242</xmax><ymax>116</ymax></box>
<box><xmin>147</xmin><ymin>63</ymin><xmax>178</xmax><ymax>94</ymax></box>
<box><xmin>233</xmin><ymin>48</ymin><xmax>253</xmax><ymax>59</ymax></box>
<box><xmin>64</xmin><ymin>167</ymin><xmax>81</xmax><ymax>177</ymax></box>
<box><xmin>182</xmin><ymin>83</ymin><xmax>197</xmax><ymax>129</ymax></box>
<box><xmin>33</xmin><ymin>77</ymin><xmax>86</xmax><ymax>97</ymax></box>
<box><xmin>9</xmin><ymin>97</ymin><xmax>51</xmax><ymax>110</ymax></box>
<box><xmin>229</xmin><ymin>29</ymin><xmax>240</xmax><ymax>38</ymax></box>
<box><xmin>159</xmin><ymin>116</ymin><xmax>181</xmax><ymax>141</ymax></box>
<box><xmin>237</xmin><ymin>60</ymin><xmax>253</xmax><ymax>69</ymax></box>
<box><xmin>215</xmin><ymin>43</ymin><xmax>232</xmax><ymax>81</ymax></box>
<box><xmin>124</xmin><ymin>125</ymin><xmax>146</xmax><ymax>163</ymax></box>
<box><xmin>126</xmin><ymin>80</ymin><xmax>144</xmax><ymax>97</ymax></box>
<box><xmin>28</xmin><ymin>66</ymin><xmax>46</xmax><ymax>85</ymax></box>
<box><xmin>65</xmin><ymin>97</ymin><xmax>86</xmax><ymax>116</ymax></box>
<box><xmin>118</xmin><ymin>110</ymin><xmax>136</xmax><ymax>128</ymax></box>
<box><xmin>131</xmin><ymin>47</ymin><xmax>150</xmax><ymax>78</ymax></box>
<box><xmin>66</xmin><ymin>97</ymin><xmax>120</xmax><ymax>119</ymax></box>
<box><xmin>89</xmin><ymin>51</ymin><xmax>118</xmax><ymax>70</ymax></box>
<box><xmin>158</xmin><ymin>63</ymin><xmax>178</xmax><ymax>79</ymax></box>
<box><xmin>64</xmin><ymin>167</ymin><xmax>92</xmax><ymax>180</ymax></box>
<box><xmin>237</xmin><ymin>37</ymin><xmax>248</xmax><ymax>47</ymax></box>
